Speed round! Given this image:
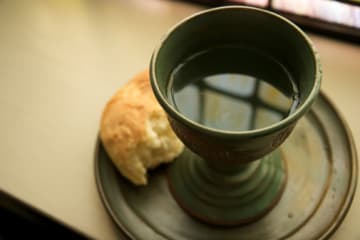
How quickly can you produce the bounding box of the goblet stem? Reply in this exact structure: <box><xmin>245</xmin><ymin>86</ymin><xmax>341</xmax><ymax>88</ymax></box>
<box><xmin>167</xmin><ymin>148</ymin><xmax>287</xmax><ymax>226</ymax></box>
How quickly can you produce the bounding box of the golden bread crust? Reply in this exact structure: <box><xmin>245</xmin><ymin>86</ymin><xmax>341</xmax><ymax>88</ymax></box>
<box><xmin>100</xmin><ymin>70</ymin><xmax>182</xmax><ymax>185</ymax></box>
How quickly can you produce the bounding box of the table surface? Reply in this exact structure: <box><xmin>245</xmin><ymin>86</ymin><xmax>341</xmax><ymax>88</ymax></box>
<box><xmin>0</xmin><ymin>0</ymin><xmax>359</xmax><ymax>239</ymax></box>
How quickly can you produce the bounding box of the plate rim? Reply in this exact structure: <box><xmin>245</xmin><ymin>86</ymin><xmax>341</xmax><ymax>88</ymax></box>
<box><xmin>314</xmin><ymin>93</ymin><xmax>358</xmax><ymax>240</ymax></box>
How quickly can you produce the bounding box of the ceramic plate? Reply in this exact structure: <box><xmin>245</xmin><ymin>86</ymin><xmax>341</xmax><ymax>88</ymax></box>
<box><xmin>95</xmin><ymin>93</ymin><xmax>357</xmax><ymax>240</ymax></box>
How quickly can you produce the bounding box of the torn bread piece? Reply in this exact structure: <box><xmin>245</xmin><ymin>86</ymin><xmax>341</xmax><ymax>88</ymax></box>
<box><xmin>100</xmin><ymin>70</ymin><xmax>184</xmax><ymax>185</ymax></box>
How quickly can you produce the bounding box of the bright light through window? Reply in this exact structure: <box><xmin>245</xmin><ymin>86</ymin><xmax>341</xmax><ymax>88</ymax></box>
<box><xmin>273</xmin><ymin>0</ymin><xmax>360</xmax><ymax>28</ymax></box>
<box><xmin>230</xmin><ymin>0</ymin><xmax>269</xmax><ymax>7</ymax></box>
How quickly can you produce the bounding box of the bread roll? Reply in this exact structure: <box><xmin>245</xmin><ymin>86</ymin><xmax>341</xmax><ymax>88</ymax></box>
<box><xmin>100</xmin><ymin>70</ymin><xmax>183</xmax><ymax>185</ymax></box>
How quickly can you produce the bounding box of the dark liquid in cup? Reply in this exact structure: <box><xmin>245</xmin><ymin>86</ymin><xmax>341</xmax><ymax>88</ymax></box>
<box><xmin>167</xmin><ymin>46</ymin><xmax>299</xmax><ymax>131</ymax></box>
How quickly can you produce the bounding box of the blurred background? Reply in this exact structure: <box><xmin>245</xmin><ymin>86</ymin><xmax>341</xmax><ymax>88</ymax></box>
<box><xmin>184</xmin><ymin>0</ymin><xmax>360</xmax><ymax>42</ymax></box>
<box><xmin>0</xmin><ymin>0</ymin><xmax>359</xmax><ymax>239</ymax></box>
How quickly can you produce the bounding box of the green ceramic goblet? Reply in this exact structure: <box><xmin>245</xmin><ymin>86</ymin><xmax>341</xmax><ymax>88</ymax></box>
<box><xmin>150</xmin><ymin>6</ymin><xmax>321</xmax><ymax>226</ymax></box>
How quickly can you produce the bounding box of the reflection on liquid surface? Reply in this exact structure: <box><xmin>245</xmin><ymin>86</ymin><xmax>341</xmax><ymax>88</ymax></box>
<box><xmin>168</xmin><ymin>46</ymin><xmax>299</xmax><ymax>132</ymax></box>
<box><xmin>172</xmin><ymin>73</ymin><xmax>297</xmax><ymax>131</ymax></box>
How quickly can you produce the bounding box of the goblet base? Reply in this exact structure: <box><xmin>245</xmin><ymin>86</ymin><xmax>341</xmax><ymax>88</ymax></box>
<box><xmin>167</xmin><ymin>148</ymin><xmax>287</xmax><ymax>226</ymax></box>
